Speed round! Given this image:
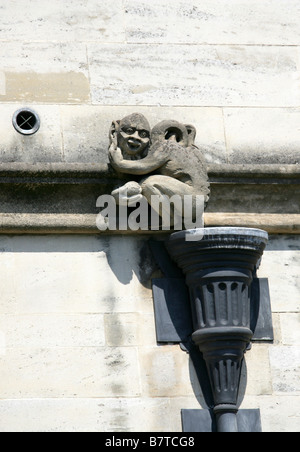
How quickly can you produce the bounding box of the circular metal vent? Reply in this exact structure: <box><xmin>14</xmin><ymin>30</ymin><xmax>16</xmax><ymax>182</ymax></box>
<box><xmin>12</xmin><ymin>108</ymin><xmax>40</xmax><ymax>135</ymax></box>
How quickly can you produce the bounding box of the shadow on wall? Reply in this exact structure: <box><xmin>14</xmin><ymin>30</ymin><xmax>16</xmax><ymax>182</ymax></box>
<box><xmin>0</xmin><ymin>234</ymin><xmax>160</xmax><ymax>289</ymax></box>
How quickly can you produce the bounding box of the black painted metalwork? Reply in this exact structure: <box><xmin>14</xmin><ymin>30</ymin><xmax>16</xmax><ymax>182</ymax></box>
<box><xmin>152</xmin><ymin>278</ymin><xmax>192</xmax><ymax>343</ymax></box>
<box><xmin>182</xmin><ymin>409</ymin><xmax>262</xmax><ymax>433</ymax></box>
<box><xmin>250</xmin><ymin>278</ymin><xmax>273</xmax><ymax>341</ymax></box>
<box><xmin>165</xmin><ymin>227</ymin><xmax>269</xmax><ymax>433</ymax></box>
<box><xmin>150</xmin><ymin>239</ymin><xmax>273</xmax><ymax>344</ymax></box>
<box><xmin>12</xmin><ymin>108</ymin><xmax>40</xmax><ymax>135</ymax></box>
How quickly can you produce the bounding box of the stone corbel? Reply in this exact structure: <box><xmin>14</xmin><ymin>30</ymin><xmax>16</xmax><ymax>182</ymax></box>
<box><xmin>0</xmin><ymin>162</ymin><xmax>298</xmax><ymax>234</ymax></box>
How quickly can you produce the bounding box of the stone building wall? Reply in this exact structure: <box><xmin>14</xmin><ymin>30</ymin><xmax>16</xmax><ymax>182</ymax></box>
<box><xmin>0</xmin><ymin>235</ymin><xmax>298</xmax><ymax>432</ymax></box>
<box><xmin>0</xmin><ymin>0</ymin><xmax>300</xmax><ymax>165</ymax></box>
<box><xmin>0</xmin><ymin>1</ymin><xmax>299</xmax><ymax>432</ymax></box>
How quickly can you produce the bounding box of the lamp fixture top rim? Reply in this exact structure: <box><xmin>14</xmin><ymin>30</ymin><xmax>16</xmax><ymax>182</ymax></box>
<box><xmin>170</xmin><ymin>227</ymin><xmax>269</xmax><ymax>242</ymax></box>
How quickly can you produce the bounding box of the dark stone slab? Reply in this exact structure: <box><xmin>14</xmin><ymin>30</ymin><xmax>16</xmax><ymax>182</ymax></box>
<box><xmin>181</xmin><ymin>409</ymin><xmax>262</xmax><ymax>433</ymax></box>
<box><xmin>152</xmin><ymin>278</ymin><xmax>192</xmax><ymax>343</ymax></box>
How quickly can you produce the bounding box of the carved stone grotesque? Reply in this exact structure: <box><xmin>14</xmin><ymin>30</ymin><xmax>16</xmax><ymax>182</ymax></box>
<box><xmin>108</xmin><ymin>113</ymin><xmax>210</xmax><ymax>225</ymax></box>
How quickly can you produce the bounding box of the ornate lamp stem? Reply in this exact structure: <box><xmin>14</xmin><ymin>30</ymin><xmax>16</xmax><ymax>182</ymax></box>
<box><xmin>166</xmin><ymin>227</ymin><xmax>268</xmax><ymax>433</ymax></box>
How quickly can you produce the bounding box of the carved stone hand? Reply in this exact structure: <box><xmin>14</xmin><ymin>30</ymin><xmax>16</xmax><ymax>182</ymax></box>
<box><xmin>109</xmin><ymin>144</ymin><xmax>124</xmax><ymax>170</ymax></box>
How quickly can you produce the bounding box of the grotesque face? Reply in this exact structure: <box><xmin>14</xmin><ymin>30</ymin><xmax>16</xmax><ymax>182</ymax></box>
<box><xmin>117</xmin><ymin>113</ymin><xmax>151</xmax><ymax>157</ymax></box>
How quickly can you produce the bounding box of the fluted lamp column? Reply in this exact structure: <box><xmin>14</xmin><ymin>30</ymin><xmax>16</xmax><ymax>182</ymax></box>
<box><xmin>165</xmin><ymin>227</ymin><xmax>268</xmax><ymax>433</ymax></box>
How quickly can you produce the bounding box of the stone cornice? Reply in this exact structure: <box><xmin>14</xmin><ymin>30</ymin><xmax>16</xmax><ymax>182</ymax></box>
<box><xmin>0</xmin><ymin>162</ymin><xmax>113</xmax><ymax>184</ymax></box>
<box><xmin>0</xmin><ymin>162</ymin><xmax>298</xmax><ymax>183</ymax></box>
<box><xmin>208</xmin><ymin>164</ymin><xmax>300</xmax><ymax>183</ymax></box>
<box><xmin>0</xmin><ymin>163</ymin><xmax>298</xmax><ymax>234</ymax></box>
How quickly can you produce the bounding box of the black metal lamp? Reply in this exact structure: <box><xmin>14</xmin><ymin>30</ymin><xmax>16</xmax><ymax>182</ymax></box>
<box><xmin>165</xmin><ymin>227</ymin><xmax>268</xmax><ymax>432</ymax></box>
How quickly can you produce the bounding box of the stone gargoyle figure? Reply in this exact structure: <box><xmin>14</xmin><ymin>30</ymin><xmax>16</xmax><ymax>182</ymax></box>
<box><xmin>108</xmin><ymin>112</ymin><xmax>210</xmax><ymax>226</ymax></box>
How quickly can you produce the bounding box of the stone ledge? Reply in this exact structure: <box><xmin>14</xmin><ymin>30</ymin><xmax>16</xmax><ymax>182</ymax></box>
<box><xmin>0</xmin><ymin>213</ymin><xmax>298</xmax><ymax>235</ymax></box>
<box><xmin>0</xmin><ymin>163</ymin><xmax>298</xmax><ymax>234</ymax></box>
<box><xmin>208</xmin><ymin>164</ymin><xmax>300</xmax><ymax>184</ymax></box>
<box><xmin>0</xmin><ymin>162</ymin><xmax>113</xmax><ymax>184</ymax></box>
<box><xmin>204</xmin><ymin>213</ymin><xmax>300</xmax><ymax>234</ymax></box>
<box><xmin>0</xmin><ymin>162</ymin><xmax>298</xmax><ymax>183</ymax></box>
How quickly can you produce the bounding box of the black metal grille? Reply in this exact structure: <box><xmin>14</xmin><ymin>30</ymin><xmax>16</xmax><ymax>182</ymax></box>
<box><xmin>16</xmin><ymin>111</ymin><xmax>37</xmax><ymax>130</ymax></box>
<box><xmin>13</xmin><ymin>108</ymin><xmax>40</xmax><ymax>135</ymax></box>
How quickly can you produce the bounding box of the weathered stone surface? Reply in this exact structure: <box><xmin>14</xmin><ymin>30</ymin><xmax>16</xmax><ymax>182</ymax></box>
<box><xmin>2</xmin><ymin>103</ymin><xmax>300</xmax><ymax>165</ymax></box>
<box><xmin>0</xmin><ymin>162</ymin><xmax>298</xmax><ymax>234</ymax></box>
<box><xmin>258</xmin><ymin>236</ymin><xmax>300</xmax><ymax>312</ymax></box>
<box><xmin>0</xmin><ymin>314</ymin><xmax>105</xmax><ymax>348</ymax></box>
<box><xmin>0</xmin><ymin>212</ymin><xmax>298</xmax><ymax>235</ymax></box>
<box><xmin>0</xmin><ymin>105</ymin><xmax>63</xmax><ymax>163</ymax></box>
<box><xmin>0</xmin><ymin>0</ymin><xmax>125</xmax><ymax>43</ymax></box>
<box><xmin>204</xmin><ymin>213</ymin><xmax>300</xmax><ymax>235</ymax></box>
<box><xmin>0</xmin><ymin>347</ymin><xmax>140</xmax><ymax>398</ymax></box>
<box><xmin>104</xmin><ymin>313</ymin><xmax>156</xmax><ymax>347</ymax></box>
<box><xmin>0</xmin><ymin>397</ymin><xmax>176</xmax><ymax>432</ymax></box>
<box><xmin>124</xmin><ymin>0</ymin><xmax>300</xmax><ymax>45</ymax></box>
<box><xmin>0</xmin><ymin>42</ymin><xmax>89</xmax><ymax>103</ymax></box>
<box><xmin>280</xmin><ymin>314</ymin><xmax>300</xmax><ymax>345</ymax></box>
<box><xmin>0</xmin><ymin>235</ymin><xmax>154</xmax><ymax>314</ymax></box>
<box><xmin>224</xmin><ymin>108</ymin><xmax>300</xmax><ymax>164</ymax></box>
<box><xmin>259</xmin><ymin>396</ymin><xmax>300</xmax><ymax>433</ymax></box>
<box><xmin>242</xmin><ymin>346</ymin><xmax>273</xmax><ymax>397</ymax></box>
<box><xmin>2</xmin><ymin>0</ymin><xmax>300</xmax><ymax>47</ymax></box>
<box><xmin>1</xmin><ymin>72</ymin><xmax>90</xmax><ymax>104</ymax></box>
<box><xmin>139</xmin><ymin>346</ymin><xmax>202</xmax><ymax>398</ymax></box>
<box><xmin>88</xmin><ymin>44</ymin><xmax>300</xmax><ymax>107</ymax></box>
<box><xmin>269</xmin><ymin>347</ymin><xmax>300</xmax><ymax>394</ymax></box>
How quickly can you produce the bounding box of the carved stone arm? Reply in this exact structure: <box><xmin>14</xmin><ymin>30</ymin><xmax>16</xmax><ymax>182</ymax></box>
<box><xmin>109</xmin><ymin>144</ymin><xmax>167</xmax><ymax>175</ymax></box>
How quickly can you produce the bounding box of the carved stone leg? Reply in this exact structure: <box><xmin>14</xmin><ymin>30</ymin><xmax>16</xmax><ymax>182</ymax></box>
<box><xmin>141</xmin><ymin>175</ymin><xmax>194</xmax><ymax>225</ymax></box>
<box><xmin>141</xmin><ymin>175</ymin><xmax>193</xmax><ymax>199</ymax></box>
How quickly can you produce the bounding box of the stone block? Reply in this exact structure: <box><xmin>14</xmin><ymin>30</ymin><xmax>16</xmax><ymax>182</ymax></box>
<box><xmin>269</xmin><ymin>346</ymin><xmax>300</xmax><ymax>394</ymax></box>
<box><xmin>0</xmin><ymin>249</ymin><xmax>17</xmax><ymax>314</ymax></box>
<box><xmin>0</xmin><ymin>0</ymin><xmax>125</xmax><ymax>43</ymax></box>
<box><xmin>88</xmin><ymin>44</ymin><xmax>300</xmax><ymax>107</ymax></box>
<box><xmin>259</xmin><ymin>395</ymin><xmax>300</xmax><ymax>432</ymax></box>
<box><xmin>104</xmin><ymin>313</ymin><xmax>156</xmax><ymax>347</ymax></box>
<box><xmin>0</xmin><ymin>314</ymin><xmax>105</xmax><ymax>348</ymax></box>
<box><xmin>60</xmin><ymin>105</ymin><xmax>226</xmax><ymax>164</ymax></box>
<box><xmin>60</xmin><ymin>105</ymin><xmax>110</xmax><ymax>164</ymax></box>
<box><xmin>280</xmin><ymin>314</ymin><xmax>300</xmax><ymax>345</ymax></box>
<box><xmin>0</xmin><ymin>399</ymin><xmax>104</xmax><ymax>432</ymax></box>
<box><xmin>139</xmin><ymin>346</ymin><xmax>202</xmax><ymax>398</ymax></box>
<box><xmin>224</xmin><ymin>108</ymin><xmax>300</xmax><ymax>164</ymax></box>
<box><xmin>241</xmin><ymin>345</ymin><xmax>273</xmax><ymax>397</ymax></box>
<box><xmin>94</xmin><ymin>397</ymin><xmax>174</xmax><ymax>432</ymax></box>
<box><xmin>0</xmin><ymin>235</ymin><xmax>155</xmax><ymax>314</ymax></box>
<box><xmin>0</xmin><ymin>346</ymin><xmax>140</xmax><ymax>398</ymax></box>
<box><xmin>265</xmin><ymin>275</ymin><xmax>300</xmax><ymax>313</ymax></box>
<box><xmin>124</xmin><ymin>0</ymin><xmax>300</xmax><ymax>45</ymax></box>
<box><xmin>257</xmin><ymin>236</ymin><xmax>300</xmax><ymax>312</ymax></box>
<box><xmin>0</xmin><ymin>42</ymin><xmax>89</xmax><ymax>103</ymax></box>
<box><xmin>0</xmin><ymin>397</ymin><xmax>176</xmax><ymax>432</ymax></box>
<box><xmin>272</xmin><ymin>314</ymin><xmax>282</xmax><ymax>345</ymax></box>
